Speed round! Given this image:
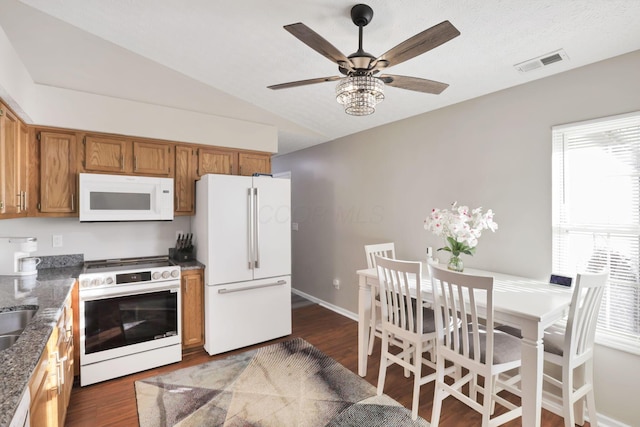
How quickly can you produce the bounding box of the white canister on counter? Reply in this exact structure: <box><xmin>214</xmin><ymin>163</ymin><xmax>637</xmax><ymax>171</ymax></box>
<box><xmin>19</xmin><ymin>257</ymin><xmax>41</xmax><ymax>274</ymax></box>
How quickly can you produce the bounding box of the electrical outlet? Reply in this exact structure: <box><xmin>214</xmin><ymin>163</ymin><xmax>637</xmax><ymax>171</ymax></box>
<box><xmin>333</xmin><ymin>279</ymin><xmax>340</xmax><ymax>289</ymax></box>
<box><xmin>292</xmin><ymin>222</ymin><xmax>299</xmax><ymax>231</ymax></box>
<box><xmin>52</xmin><ymin>235</ymin><xmax>63</xmax><ymax>248</ymax></box>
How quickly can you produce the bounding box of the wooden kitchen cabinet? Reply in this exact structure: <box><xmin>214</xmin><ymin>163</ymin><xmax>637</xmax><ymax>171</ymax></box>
<box><xmin>82</xmin><ymin>134</ymin><xmax>129</xmax><ymax>173</ymax></box>
<box><xmin>29</xmin><ymin>292</ymin><xmax>74</xmax><ymax>427</ymax></box>
<box><xmin>82</xmin><ymin>134</ymin><xmax>173</xmax><ymax>176</ymax></box>
<box><xmin>133</xmin><ymin>140</ymin><xmax>173</xmax><ymax>175</ymax></box>
<box><xmin>174</xmin><ymin>145</ymin><xmax>196</xmax><ymax>215</ymax></box>
<box><xmin>0</xmin><ymin>103</ymin><xmax>29</xmax><ymax>217</ymax></box>
<box><xmin>37</xmin><ymin>131</ymin><xmax>78</xmax><ymax>215</ymax></box>
<box><xmin>238</xmin><ymin>151</ymin><xmax>271</xmax><ymax>176</ymax></box>
<box><xmin>181</xmin><ymin>268</ymin><xmax>204</xmax><ymax>350</ymax></box>
<box><xmin>197</xmin><ymin>147</ymin><xmax>237</xmax><ymax>176</ymax></box>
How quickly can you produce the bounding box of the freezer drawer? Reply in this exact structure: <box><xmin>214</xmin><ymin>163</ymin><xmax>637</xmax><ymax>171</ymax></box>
<box><xmin>204</xmin><ymin>275</ymin><xmax>292</xmax><ymax>355</ymax></box>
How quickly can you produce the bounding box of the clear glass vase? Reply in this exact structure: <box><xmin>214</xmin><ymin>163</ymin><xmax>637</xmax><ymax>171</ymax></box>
<box><xmin>447</xmin><ymin>254</ymin><xmax>464</xmax><ymax>272</ymax></box>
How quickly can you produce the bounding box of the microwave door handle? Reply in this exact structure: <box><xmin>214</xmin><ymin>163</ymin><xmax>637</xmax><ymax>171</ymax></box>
<box><xmin>253</xmin><ymin>188</ymin><xmax>260</xmax><ymax>268</ymax></box>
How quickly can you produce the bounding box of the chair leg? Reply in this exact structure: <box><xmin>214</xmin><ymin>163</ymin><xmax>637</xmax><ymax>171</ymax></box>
<box><xmin>367</xmin><ymin>322</ymin><xmax>376</xmax><ymax>356</ymax></box>
<box><xmin>411</xmin><ymin>342</ymin><xmax>422</xmax><ymax>420</ymax></box>
<box><xmin>430</xmin><ymin>355</ymin><xmax>447</xmax><ymax>426</ymax></box>
<box><xmin>376</xmin><ymin>333</ymin><xmax>389</xmax><ymax>396</ymax></box>
<box><xmin>368</xmin><ymin>294</ymin><xmax>378</xmax><ymax>356</ymax></box>
<box><xmin>562</xmin><ymin>363</ymin><xmax>575</xmax><ymax>427</ymax></box>
<box><xmin>481</xmin><ymin>377</ymin><xmax>494</xmax><ymax>427</ymax></box>
<box><xmin>573</xmin><ymin>363</ymin><xmax>586</xmax><ymax>426</ymax></box>
<box><xmin>584</xmin><ymin>360</ymin><xmax>598</xmax><ymax>427</ymax></box>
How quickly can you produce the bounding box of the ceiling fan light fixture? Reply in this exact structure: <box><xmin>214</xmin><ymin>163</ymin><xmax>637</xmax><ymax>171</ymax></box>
<box><xmin>335</xmin><ymin>74</ymin><xmax>384</xmax><ymax>116</ymax></box>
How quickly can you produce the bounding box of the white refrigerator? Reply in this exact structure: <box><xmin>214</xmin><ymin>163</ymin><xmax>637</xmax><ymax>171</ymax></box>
<box><xmin>192</xmin><ymin>174</ymin><xmax>292</xmax><ymax>355</ymax></box>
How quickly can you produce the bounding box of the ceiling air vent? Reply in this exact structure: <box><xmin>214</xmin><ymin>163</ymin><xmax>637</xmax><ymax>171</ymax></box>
<box><xmin>514</xmin><ymin>49</ymin><xmax>569</xmax><ymax>73</ymax></box>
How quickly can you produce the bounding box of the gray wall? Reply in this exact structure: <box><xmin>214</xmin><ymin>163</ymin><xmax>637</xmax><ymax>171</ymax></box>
<box><xmin>273</xmin><ymin>50</ymin><xmax>640</xmax><ymax>425</ymax></box>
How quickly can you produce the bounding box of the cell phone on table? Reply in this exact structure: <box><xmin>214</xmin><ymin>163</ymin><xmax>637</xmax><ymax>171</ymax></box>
<box><xmin>549</xmin><ymin>274</ymin><xmax>572</xmax><ymax>287</ymax></box>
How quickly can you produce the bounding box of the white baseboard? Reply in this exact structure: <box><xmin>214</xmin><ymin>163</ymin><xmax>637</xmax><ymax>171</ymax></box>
<box><xmin>290</xmin><ymin>288</ymin><xmax>358</xmax><ymax>321</ymax></box>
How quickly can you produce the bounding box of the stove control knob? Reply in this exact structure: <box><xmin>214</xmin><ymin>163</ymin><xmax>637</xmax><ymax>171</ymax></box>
<box><xmin>152</xmin><ymin>271</ymin><xmax>161</xmax><ymax>280</ymax></box>
<box><xmin>91</xmin><ymin>278</ymin><xmax>102</xmax><ymax>287</ymax></box>
<box><xmin>80</xmin><ymin>279</ymin><xmax>90</xmax><ymax>288</ymax></box>
<box><xmin>171</xmin><ymin>270</ymin><xmax>180</xmax><ymax>278</ymax></box>
<box><xmin>162</xmin><ymin>271</ymin><xmax>170</xmax><ymax>279</ymax></box>
<box><xmin>105</xmin><ymin>276</ymin><xmax>114</xmax><ymax>285</ymax></box>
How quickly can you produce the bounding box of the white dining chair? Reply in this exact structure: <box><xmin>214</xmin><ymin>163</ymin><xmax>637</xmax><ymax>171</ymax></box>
<box><xmin>497</xmin><ymin>271</ymin><xmax>608</xmax><ymax>427</ymax></box>
<box><xmin>364</xmin><ymin>242</ymin><xmax>396</xmax><ymax>355</ymax></box>
<box><xmin>429</xmin><ymin>265</ymin><xmax>523</xmax><ymax>427</ymax></box>
<box><xmin>375</xmin><ymin>256</ymin><xmax>442</xmax><ymax>420</ymax></box>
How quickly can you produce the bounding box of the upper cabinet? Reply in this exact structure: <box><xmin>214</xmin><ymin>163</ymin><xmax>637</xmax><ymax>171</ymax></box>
<box><xmin>82</xmin><ymin>134</ymin><xmax>173</xmax><ymax>176</ymax></box>
<box><xmin>133</xmin><ymin>141</ymin><xmax>173</xmax><ymax>176</ymax></box>
<box><xmin>174</xmin><ymin>145</ymin><xmax>196</xmax><ymax>215</ymax></box>
<box><xmin>197</xmin><ymin>147</ymin><xmax>237</xmax><ymax>176</ymax></box>
<box><xmin>238</xmin><ymin>152</ymin><xmax>271</xmax><ymax>176</ymax></box>
<box><xmin>37</xmin><ymin>130</ymin><xmax>78</xmax><ymax>215</ymax></box>
<box><xmin>0</xmin><ymin>104</ymin><xmax>29</xmax><ymax>218</ymax></box>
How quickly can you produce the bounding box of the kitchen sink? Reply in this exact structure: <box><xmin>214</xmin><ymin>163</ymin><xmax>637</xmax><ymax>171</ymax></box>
<box><xmin>0</xmin><ymin>334</ymin><xmax>22</xmax><ymax>351</ymax></box>
<box><xmin>0</xmin><ymin>309</ymin><xmax>38</xmax><ymax>350</ymax></box>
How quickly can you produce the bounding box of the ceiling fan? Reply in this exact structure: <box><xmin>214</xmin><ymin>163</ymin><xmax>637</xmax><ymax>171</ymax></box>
<box><xmin>268</xmin><ymin>4</ymin><xmax>460</xmax><ymax>115</ymax></box>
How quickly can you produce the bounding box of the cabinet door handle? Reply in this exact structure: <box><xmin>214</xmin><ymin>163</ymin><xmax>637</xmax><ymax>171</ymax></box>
<box><xmin>21</xmin><ymin>191</ymin><xmax>26</xmax><ymax>211</ymax></box>
<box><xmin>134</xmin><ymin>156</ymin><xmax>138</xmax><ymax>171</ymax></box>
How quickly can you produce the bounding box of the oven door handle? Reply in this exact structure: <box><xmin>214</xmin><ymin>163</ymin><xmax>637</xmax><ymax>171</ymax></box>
<box><xmin>217</xmin><ymin>279</ymin><xmax>286</xmax><ymax>294</ymax></box>
<box><xmin>80</xmin><ymin>284</ymin><xmax>179</xmax><ymax>300</ymax></box>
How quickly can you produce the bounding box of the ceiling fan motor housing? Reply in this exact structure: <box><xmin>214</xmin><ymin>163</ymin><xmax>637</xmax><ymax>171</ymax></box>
<box><xmin>351</xmin><ymin>4</ymin><xmax>373</xmax><ymax>27</ymax></box>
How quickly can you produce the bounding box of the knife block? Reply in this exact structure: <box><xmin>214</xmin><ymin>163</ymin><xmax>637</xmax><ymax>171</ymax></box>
<box><xmin>169</xmin><ymin>247</ymin><xmax>196</xmax><ymax>262</ymax></box>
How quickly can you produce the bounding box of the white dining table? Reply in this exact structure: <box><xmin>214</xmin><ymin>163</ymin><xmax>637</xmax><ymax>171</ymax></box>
<box><xmin>357</xmin><ymin>263</ymin><xmax>574</xmax><ymax>427</ymax></box>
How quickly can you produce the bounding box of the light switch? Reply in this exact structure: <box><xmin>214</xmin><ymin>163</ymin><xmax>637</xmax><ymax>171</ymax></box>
<box><xmin>292</xmin><ymin>223</ymin><xmax>299</xmax><ymax>231</ymax></box>
<box><xmin>52</xmin><ymin>235</ymin><xmax>63</xmax><ymax>247</ymax></box>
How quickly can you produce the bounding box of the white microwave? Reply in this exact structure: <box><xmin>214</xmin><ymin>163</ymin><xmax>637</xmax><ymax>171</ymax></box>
<box><xmin>79</xmin><ymin>173</ymin><xmax>174</xmax><ymax>222</ymax></box>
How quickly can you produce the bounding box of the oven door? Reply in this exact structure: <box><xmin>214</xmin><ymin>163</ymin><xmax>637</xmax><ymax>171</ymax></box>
<box><xmin>79</xmin><ymin>282</ymin><xmax>181</xmax><ymax>366</ymax></box>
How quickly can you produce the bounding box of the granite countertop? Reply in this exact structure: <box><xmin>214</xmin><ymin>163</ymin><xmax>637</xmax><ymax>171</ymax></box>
<box><xmin>0</xmin><ymin>266</ymin><xmax>80</xmax><ymax>427</ymax></box>
<box><xmin>170</xmin><ymin>259</ymin><xmax>205</xmax><ymax>271</ymax></box>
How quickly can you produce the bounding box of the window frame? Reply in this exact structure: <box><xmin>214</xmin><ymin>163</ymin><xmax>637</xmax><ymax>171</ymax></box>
<box><xmin>552</xmin><ymin>111</ymin><xmax>640</xmax><ymax>355</ymax></box>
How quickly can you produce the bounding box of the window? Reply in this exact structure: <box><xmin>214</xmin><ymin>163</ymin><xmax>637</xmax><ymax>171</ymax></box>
<box><xmin>552</xmin><ymin>111</ymin><xmax>640</xmax><ymax>354</ymax></box>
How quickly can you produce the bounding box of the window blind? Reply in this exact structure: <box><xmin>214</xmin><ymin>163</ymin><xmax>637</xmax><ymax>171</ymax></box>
<box><xmin>552</xmin><ymin>111</ymin><xmax>640</xmax><ymax>354</ymax></box>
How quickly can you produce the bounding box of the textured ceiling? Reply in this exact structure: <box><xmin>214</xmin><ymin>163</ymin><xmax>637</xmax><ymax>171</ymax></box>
<box><xmin>1</xmin><ymin>0</ymin><xmax>639</xmax><ymax>155</ymax></box>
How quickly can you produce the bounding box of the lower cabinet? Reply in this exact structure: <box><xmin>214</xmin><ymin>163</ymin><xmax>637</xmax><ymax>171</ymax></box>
<box><xmin>28</xmin><ymin>292</ymin><xmax>74</xmax><ymax>427</ymax></box>
<box><xmin>181</xmin><ymin>268</ymin><xmax>204</xmax><ymax>350</ymax></box>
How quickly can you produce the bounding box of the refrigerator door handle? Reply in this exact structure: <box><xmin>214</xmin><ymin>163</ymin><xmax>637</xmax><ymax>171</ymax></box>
<box><xmin>247</xmin><ymin>188</ymin><xmax>254</xmax><ymax>270</ymax></box>
<box><xmin>254</xmin><ymin>187</ymin><xmax>260</xmax><ymax>269</ymax></box>
<box><xmin>217</xmin><ymin>279</ymin><xmax>287</xmax><ymax>294</ymax></box>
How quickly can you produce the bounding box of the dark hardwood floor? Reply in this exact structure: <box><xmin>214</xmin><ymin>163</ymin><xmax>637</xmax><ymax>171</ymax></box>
<box><xmin>66</xmin><ymin>304</ymin><xmax>578</xmax><ymax>426</ymax></box>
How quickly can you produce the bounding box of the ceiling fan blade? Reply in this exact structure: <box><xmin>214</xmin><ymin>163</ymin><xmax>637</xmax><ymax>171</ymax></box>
<box><xmin>379</xmin><ymin>74</ymin><xmax>449</xmax><ymax>94</ymax></box>
<box><xmin>373</xmin><ymin>21</ymin><xmax>460</xmax><ymax>70</ymax></box>
<box><xmin>284</xmin><ymin>23</ymin><xmax>353</xmax><ymax>69</ymax></box>
<box><xmin>268</xmin><ymin>76</ymin><xmax>342</xmax><ymax>90</ymax></box>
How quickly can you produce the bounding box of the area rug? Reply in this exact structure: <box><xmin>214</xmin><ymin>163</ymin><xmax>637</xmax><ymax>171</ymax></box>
<box><xmin>135</xmin><ymin>337</ymin><xmax>429</xmax><ymax>426</ymax></box>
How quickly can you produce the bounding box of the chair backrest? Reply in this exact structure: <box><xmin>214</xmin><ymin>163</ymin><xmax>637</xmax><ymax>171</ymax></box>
<box><xmin>364</xmin><ymin>242</ymin><xmax>396</xmax><ymax>269</ymax></box>
<box><xmin>375</xmin><ymin>256</ymin><xmax>423</xmax><ymax>338</ymax></box>
<box><xmin>429</xmin><ymin>265</ymin><xmax>495</xmax><ymax>367</ymax></box>
<box><xmin>565</xmin><ymin>271</ymin><xmax>608</xmax><ymax>362</ymax></box>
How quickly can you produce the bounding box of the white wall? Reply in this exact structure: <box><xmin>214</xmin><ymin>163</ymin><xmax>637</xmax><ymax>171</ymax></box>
<box><xmin>0</xmin><ymin>25</ymin><xmax>277</xmax><ymax>152</ymax></box>
<box><xmin>273</xmin><ymin>50</ymin><xmax>640</xmax><ymax>426</ymax></box>
<box><xmin>0</xmin><ymin>216</ymin><xmax>191</xmax><ymax>261</ymax></box>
